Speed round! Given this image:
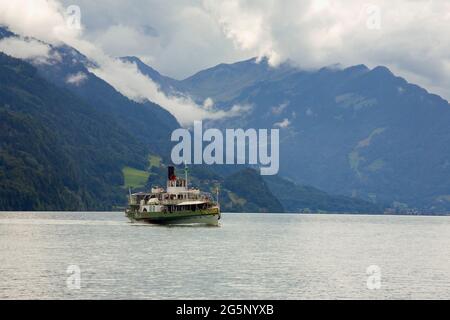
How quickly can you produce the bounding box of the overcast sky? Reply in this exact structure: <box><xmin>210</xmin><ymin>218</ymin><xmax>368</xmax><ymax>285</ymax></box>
<box><xmin>55</xmin><ymin>1</ymin><xmax>237</xmax><ymax>78</ymax></box>
<box><xmin>1</xmin><ymin>0</ymin><xmax>450</xmax><ymax>121</ymax></box>
<box><xmin>58</xmin><ymin>0</ymin><xmax>450</xmax><ymax>98</ymax></box>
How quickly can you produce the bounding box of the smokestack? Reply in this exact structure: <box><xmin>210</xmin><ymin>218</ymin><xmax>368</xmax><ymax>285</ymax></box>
<box><xmin>168</xmin><ymin>166</ymin><xmax>175</xmax><ymax>180</ymax></box>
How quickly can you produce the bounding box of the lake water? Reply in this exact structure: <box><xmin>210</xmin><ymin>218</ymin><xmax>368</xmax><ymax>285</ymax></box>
<box><xmin>0</xmin><ymin>212</ymin><xmax>449</xmax><ymax>300</ymax></box>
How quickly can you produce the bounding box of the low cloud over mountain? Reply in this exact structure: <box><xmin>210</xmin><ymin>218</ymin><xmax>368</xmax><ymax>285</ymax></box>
<box><xmin>49</xmin><ymin>0</ymin><xmax>450</xmax><ymax>101</ymax></box>
<box><xmin>0</xmin><ymin>0</ymin><xmax>246</xmax><ymax>125</ymax></box>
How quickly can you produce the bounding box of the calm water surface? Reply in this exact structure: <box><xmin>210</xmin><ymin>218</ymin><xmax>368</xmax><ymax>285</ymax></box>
<box><xmin>0</xmin><ymin>212</ymin><xmax>449</xmax><ymax>299</ymax></box>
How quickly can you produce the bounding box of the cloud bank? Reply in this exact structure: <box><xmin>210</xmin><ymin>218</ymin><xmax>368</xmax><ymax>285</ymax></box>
<box><xmin>87</xmin><ymin>57</ymin><xmax>248</xmax><ymax>125</ymax></box>
<box><xmin>203</xmin><ymin>0</ymin><xmax>450</xmax><ymax>99</ymax></box>
<box><xmin>50</xmin><ymin>0</ymin><xmax>450</xmax><ymax>101</ymax></box>
<box><xmin>1</xmin><ymin>0</ymin><xmax>450</xmax><ymax>103</ymax></box>
<box><xmin>0</xmin><ymin>37</ymin><xmax>60</xmax><ymax>64</ymax></box>
<box><xmin>0</xmin><ymin>0</ymin><xmax>245</xmax><ymax>126</ymax></box>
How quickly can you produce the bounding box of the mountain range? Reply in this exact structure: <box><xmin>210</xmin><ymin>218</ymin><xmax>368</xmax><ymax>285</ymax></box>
<box><xmin>126</xmin><ymin>56</ymin><xmax>450</xmax><ymax>213</ymax></box>
<box><xmin>0</xmin><ymin>52</ymin><xmax>148</xmax><ymax>209</ymax></box>
<box><xmin>1</xmin><ymin>25</ymin><xmax>448</xmax><ymax>214</ymax></box>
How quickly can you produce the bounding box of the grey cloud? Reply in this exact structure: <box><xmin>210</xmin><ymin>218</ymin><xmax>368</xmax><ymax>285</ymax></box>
<box><xmin>0</xmin><ymin>0</ymin><xmax>250</xmax><ymax>125</ymax></box>
<box><xmin>3</xmin><ymin>0</ymin><xmax>450</xmax><ymax>102</ymax></box>
<box><xmin>61</xmin><ymin>0</ymin><xmax>248</xmax><ymax>79</ymax></box>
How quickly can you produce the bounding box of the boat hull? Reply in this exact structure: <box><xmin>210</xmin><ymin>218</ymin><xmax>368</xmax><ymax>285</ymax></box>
<box><xmin>126</xmin><ymin>207</ymin><xmax>220</xmax><ymax>226</ymax></box>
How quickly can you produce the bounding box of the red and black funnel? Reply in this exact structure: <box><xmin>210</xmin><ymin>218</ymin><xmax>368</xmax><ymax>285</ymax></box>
<box><xmin>168</xmin><ymin>166</ymin><xmax>176</xmax><ymax>181</ymax></box>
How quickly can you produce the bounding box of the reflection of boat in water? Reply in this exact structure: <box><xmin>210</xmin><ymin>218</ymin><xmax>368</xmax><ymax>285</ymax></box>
<box><xmin>125</xmin><ymin>166</ymin><xmax>220</xmax><ymax>226</ymax></box>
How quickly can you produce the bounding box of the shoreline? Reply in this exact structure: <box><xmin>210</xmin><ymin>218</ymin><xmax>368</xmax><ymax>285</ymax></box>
<box><xmin>0</xmin><ymin>211</ymin><xmax>449</xmax><ymax>217</ymax></box>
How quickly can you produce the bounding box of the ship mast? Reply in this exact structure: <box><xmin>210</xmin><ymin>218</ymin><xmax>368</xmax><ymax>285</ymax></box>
<box><xmin>184</xmin><ymin>161</ymin><xmax>188</xmax><ymax>189</ymax></box>
<box><xmin>216</xmin><ymin>186</ymin><xmax>220</xmax><ymax>207</ymax></box>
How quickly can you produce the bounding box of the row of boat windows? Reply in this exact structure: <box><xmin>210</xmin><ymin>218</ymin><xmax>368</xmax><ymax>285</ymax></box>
<box><xmin>167</xmin><ymin>180</ymin><xmax>187</xmax><ymax>187</ymax></box>
<box><xmin>150</xmin><ymin>194</ymin><xmax>204</xmax><ymax>200</ymax></box>
<box><xmin>142</xmin><ymin>204</ymin><xmax>209</xmax><ymax>213</ymax></box>
<box><xmin>166</xmin><ymin>204</ymin><xmax>209</xmax><ymax>212</ymax></box>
